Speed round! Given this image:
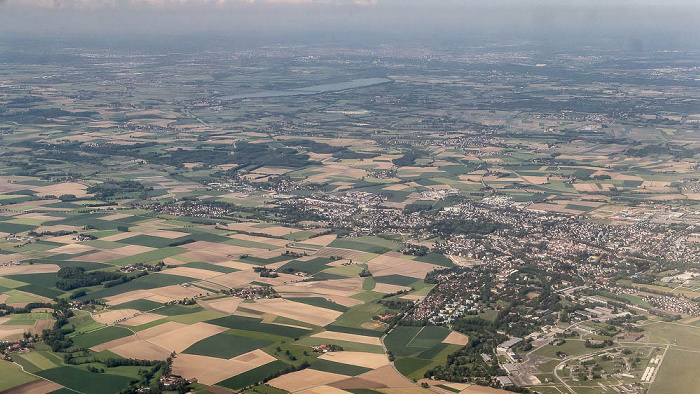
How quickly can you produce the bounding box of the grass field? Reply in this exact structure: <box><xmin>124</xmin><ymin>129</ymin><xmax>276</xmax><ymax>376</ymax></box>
<box><xmin>106</xmin><ymin>247</ymin><xmax>186</xmax><ymax>266</ymax></box>
<box><xmin>310</xmin><ymin>359</ymin><xmax>372</xmax><ymax>376</ymax></box>
<box><xmin>70</xmin><ymin>326</ymin><xmax>133</xmax><ymax>349</ymax></box>
<box><xmin>384</xmin><ymin>326</ymin><xmax>451</xmax><ymax>357</ymax></box>
<box><xmin>215</xmin><ymin>360</ymin><xmax>290</xmax><ymax>390</ymax></box>
<box><xmin>395</xmin><ymin>357</ymin><xmax>432</xmax><ymax>376</ymax></box>
<box><xmin>181</xmin><ymin>261</ymin><xmax>238</xmax><ymax>273</ymax></box>
<box><xmin>276</xmin><ymin>257</ymin><xmax>334</xmax><ymax>275</ymax></box>
<box><xmin>14</xmin><ymin>351</ymin><xmax>59</xmax><ymax>372</ymax></box>
<box><xmin>166</xmin><ymin>310</ymin><xmax>225</xmax><ymax>324</ymax></box>
<box><xmin>0</xmin><ymin>359</ymin><xmax>37</xmax><ymax>391</ymax></box>
<box><xmin>532</xmin><ymin>339</ymin><xmax>594</xmax><ymax>358</ymax></box>
<box><xmin>295</xmin><ymin>336</ymin><xmax>385</xmax><ymax>354</ymax></box>
<box><xmin>36</xmin><ymin>366</ymin><xmax>133</xmax><ymax>394</ymax></box>
<box><xmin>183</xmin><ymin>332</ymin><xmax>274</xmax><ymax>359</ymax></box>
<box><xmin>333</xmin><ymin>303</ymin><xmax>385</xmax><ymax>331</ymax></box>
<box><xmin>328</xmin><ymin>238</ymin><xmax>396</xmax><ymax>254</ymax></box>
<box><xmin>4</xmin><ymin>289</ymin><xmax>45</xmax><ymax>303</ymax></box>
<box><xmin>373</xmin><ymin>274</ymin><xmax>419</xmax><ymax>287</ymax></box>
<box><xmin>111</xmin><ymin>298</ymin><xmax>163</xmax><ymax>311</ymax></box>
<box><xmin>285</xmin><ymin>297</ymin><xmax>349</xmax><ymax>312</ymax></box>
<box><xmin>79</xmin><ymin>273</ymin><xmax>192</xmax><ymax>301</ymax></box>
<box><xmin>156</xmin><ymin>303</ymin><xmax>203</xmax><ymax>316</ymax></box>
<box><xmin>413</xmin><ymin>253</ymin><xmax>454</xmax><ymax>267</ymax></box>
<box><xmin>0</xmin><ymin>277</ymin><xmax>28</xmax><ymax>288</ymax></box>
<box><xmin>3</xmin><ymin>312</ymin><xmax>53</xmax><ymax>325</ymax></box>
<box><xmin>207</xmin><ymin>315</ymin><xmax>311</xmax><ymax>338</ymax></box>
<box><xmin>649</xmin><ymin>348</ymin><xmax>700</xmax><ymax>394</ymax></box>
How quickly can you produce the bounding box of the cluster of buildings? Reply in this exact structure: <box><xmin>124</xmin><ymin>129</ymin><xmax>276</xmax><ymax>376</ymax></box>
<box><xmin>641</xmin><ymin>294</ymin><xmax>700</xmax><ymax>316</ymax></box>
<box><xmin>132</xmin><ymin>201</ymin><xmax>231</xmax><ymax>218</ymax></box>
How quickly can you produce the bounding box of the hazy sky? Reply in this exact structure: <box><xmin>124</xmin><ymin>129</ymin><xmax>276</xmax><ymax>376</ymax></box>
<box><xmin>1</xmin><ymin>0</ymin><xmax>698</xmax><ymax>49</ymax></box>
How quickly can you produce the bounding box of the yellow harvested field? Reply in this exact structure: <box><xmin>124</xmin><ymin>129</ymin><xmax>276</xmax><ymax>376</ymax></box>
<box><xmin>148</xmin><ymin>230</ymin><xmax>189</xmax><ymax>239</ymax></box>
<box><xmin>366</xmin><ymin>253</ymin><xmax>438</xmax><ymax>279</ymax></box>
<box><xmin>161</xmin><ymin>267</ymin><xmax>223</xmax><ymax>280</ymax></box>
<box><xmin>458</xmin><ymin>384</ymin><xmax>510</xmax><ymax>393</ymax></box>
<box><xmin>1</xmin><ymin>379</ymin><xmax>62</xmax><ymax>394</ymax></box>
<box><xmin>105</xmin><ymin>284</ymin><xmax>206</xmax><ymax>305</ymax></box>
<box><xmin>242</xmin><ymin>298</ymin><xmax>343</xmax><ymax>326</ymax></box>
<box><xmin>269</xmin><ymin>369</ymin><xmax>348</xmax><ymax>392</ymax></box>
<box><xmin>316</xmin><ymin>247</ymin><xmax>373</xmax><ymax>261</ymax></box>
<box><xmin>172</xmin><ymin>350</ymin><xmax>277</xmax><ymax>385</ymax></box>
<box><xmin>522</xmin><ymin>176</ymin><xmax>549</xmax><ymax>185</ymax></box>
<box><xmin>258</xmin><ymin>226</ymin><xmax>302</xmax><ymax>237</ymax></box>
<box><xmin>383</xmin><ymin>184</ymin><xmax>410</xmax><ymax>191</ymax></box>
<box><xmin>217</xmin><ymin>260</ymin><xmax>260</xmax><ymax>270</ymax></box>
<box><xmin>297</xmin><ymin>386</ymin><xmax>352</xmax><ymax>394</ymax></box>
<box><xmin>0</xmin><ymin>264</ymin><xmax>58</xmax><ymax>275</ymax></box>
<box><xmin>198</xmin><ymin>298</ymin><xmax>242</xmax><ymax>315</ymax></box>
<box><xmin>49</xmin><ymin>243</ymin><xmax>96</xmax><ymax>255</ymax></box>
<box><xmin>230</xmin><ymin>233</ymin><xmax>290</xmax><ymax>247</ymax></box>
<box><xmin>173</xmin><ymin>349</ymin><xmax>275</xmax><ymax>384</ymax></box>
<box><xmin>34</xmin><ymin>182</ymin><xmax>89</xmax><ymax>198</ymax></box>
<box><xmin>109</xmin><ymin>339</ymin><xmax>171</xmax><ymax>360</ymax></box>
<box><xmin>312</xmin><ymin>331</ymin><xmax>382</xmax><ymax>346</ymax></box>
<box><xmin>0</xmin><ymin>325</ymin><xmax>33</xmax><ymax>341</ymax></box>
<box><xmin>376</xmin><ymin>389</ymin><xmax>432</xmax><ymax>394</ymax></box>
<box><xmin>277</xmin><ymin>293</ymin><xmax>363</xmax><ymax>308</ymax></box>
<box><xmin>91</xmin><ymin>335</ymin><xmax>139</xmax><ymax>352</ymax></box>
<box><xmin>137</xmin><ymin>321</ymin><xmax>185</xmax><ymax>339</ymax></box>
<box><xmin>357</xmin><ymin>365</ymin><xmax>413</xmax><ymax>388</ymax></box>
<box><xmin>443</xmin><ymin>331</ymin><xmax>469</xmax><ymax>346</ymax></box>
<box><xmin>303</xmin><ymin>234</ymin><xmax>337</xmax><ymax>246</ymax></box>
<box><xmin>93</xmin><ymin>309</ymin><xmax>141</xmax><ymax>325</ymax></box>
<box><xmin>251</xmin><ymin>167</ymin><xmax>293</xmax><ymax>175</ymax></box>
<box><xmin>373</xmin><ymin>283</ymin><xmax>412</xmax><ymax>294</ymax></box>
<box><xmin>146</xmin><ymin>322</ymin><xmax>228</xmax><ymax>353</ymax></box>
<box><xmin>101</xmin><ymin>213</ymin><xmax>133</xmax><ymax>221</ymax></box>
<box><xmin>274</xmin><ymin>277</ymin><xmax>364</xmax><ymax>298</ymax></box>
<box><xmin>100</xmin><ymin>232</ymin><xmax>140</xmax><ymax>242</ymax></box>
<box><xmin>121</xmin><ymin>313</ymin><xmax>166</xmax><ymax>327</ymax></box>
<box><xmin>319</xmin><ymin>352</ymin><xmax>390</xmax><ymax>369</ymax></box>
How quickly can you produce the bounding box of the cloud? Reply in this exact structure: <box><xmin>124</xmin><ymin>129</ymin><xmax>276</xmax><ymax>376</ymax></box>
<box><xmin>3</xmin><ymin>0</ymin><xmax>376</xmax><ymax>8</ymax></box>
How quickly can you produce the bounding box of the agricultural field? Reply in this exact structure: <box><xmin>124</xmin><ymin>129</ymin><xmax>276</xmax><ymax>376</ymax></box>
<box><xmin>0</xmin><ymin>21</ymin><xmax>699</xmax><ymax>394</ymax></box>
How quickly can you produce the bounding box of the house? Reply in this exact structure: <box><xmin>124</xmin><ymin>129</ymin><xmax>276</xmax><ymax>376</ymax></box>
<box><xmin>502</xmin><ymin>363</ymin><xmax>519</xmax><ymax>376</ymax></box>
<box><xmin>497</xmin><ymin>337</ymin><xmax>523</xmax><ymax>353</ymax></box>
<box><xmin>496</xmin><ymin>376</ymin><xmax>514</xmax><ymax>387</ymax></box>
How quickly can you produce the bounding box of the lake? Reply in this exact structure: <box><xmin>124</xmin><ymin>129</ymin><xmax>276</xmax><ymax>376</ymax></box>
<box><xmin>219</xmin><ymin>78</ymin><xmax>391</xmax><ymax>100</ymax></box>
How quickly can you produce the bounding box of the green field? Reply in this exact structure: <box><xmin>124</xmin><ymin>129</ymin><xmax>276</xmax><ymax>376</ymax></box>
<box><xmin>650</xmin><ymin>348</ymin><xmax>700</xmax><ymax>394</ymax></box>
<box><xmin>384</xmin><ymin>326</ymin><xmax>451</xmax><ymax>357</ymax></box>
<box><xmin>78</xmin><ymin>273</ymin><xmax>192</xmax><ymax>301</ymax></box>
<box><xmin>0</xmin><ymin>360</ymin><xmax>37</xmax><ymax>391</ymax></box>
<box><xmin>4</xmin><ymin>289</ymin><xmax>45</xmax><ymax>303</ymax></box>
<box><xmin>332</xmin><ymin>303</ymin><xmax>385</xmax><ymax>331</ymax></box>
<box><xmin>285</xmin><ymin>297</ymin><xmax>349</xmax><ymax>312</ymax></box>
<box><xmin>215</xmin><ymin>360</ymin><xmax>290</xmax><ymax>390</ymax></box>
<box><xmin>36</xmin><ymin>366</ymin><xmax>133</xmax><ymax>394</ymax></box>
<box><xmin>3</xmin><ymin>312</ymin><xmax>53</xmax><ymax>325</ymax></box>
<box><xmin>105</xmin><ymin>247</ymin><xmax>186</xmax><ymax>266</ymax></box>
<box><xmin>328</xmin><ymin>237</ymin><xmax>400</xmax><ymax>254</ymax></box>
<box><xmin>13</xmin><ymin>351</ymin><xmax>59</xmax><ymax>373</ymax></box>
<box><xmin>181</xmin><ymin>261</ymin><xmax>238</xmax><ymax>273</ymax></box>
<box><xmin>111</xmin><ymin>298</ymin><xmax>163</xmax><ymax>311</ymax></box>
<box><xmin>183</xmin><ymin>332</ymin><xmax>274</xmax><ymax>359</ymax></box>
<box><xmin>310</xmin><ymin>359</ymin><xmax>372</xmax><ymax>376</ymax></box>
<box><xmin>207</xmin><ymin>315</ymin><xmax>311</xmax><ymax>338</ymax></box>
<box><xmin>276</xmin><ymin>257</ymin><xmax>334</xmax><ymax>275</ymax></box>
<box><xmin>295</xmin><ymin>336</ymin><xmax>385</xmax><ymax>354</ymax></box>
<box><xmin>373</xmin><ymin>274</ymin><xmax>419</xmax><ymax>287</ymax></box>
<box><xmin>70</xmin><ymin>326</ymin><xmax>133</xmax><ymax>349</ymax></box>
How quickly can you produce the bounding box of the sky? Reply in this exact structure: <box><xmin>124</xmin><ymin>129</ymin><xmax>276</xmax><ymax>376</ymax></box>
<box><xmin>0</xmin><ymin>0</ymin><xmax>698</xmax><ymax>50</ymax></box>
